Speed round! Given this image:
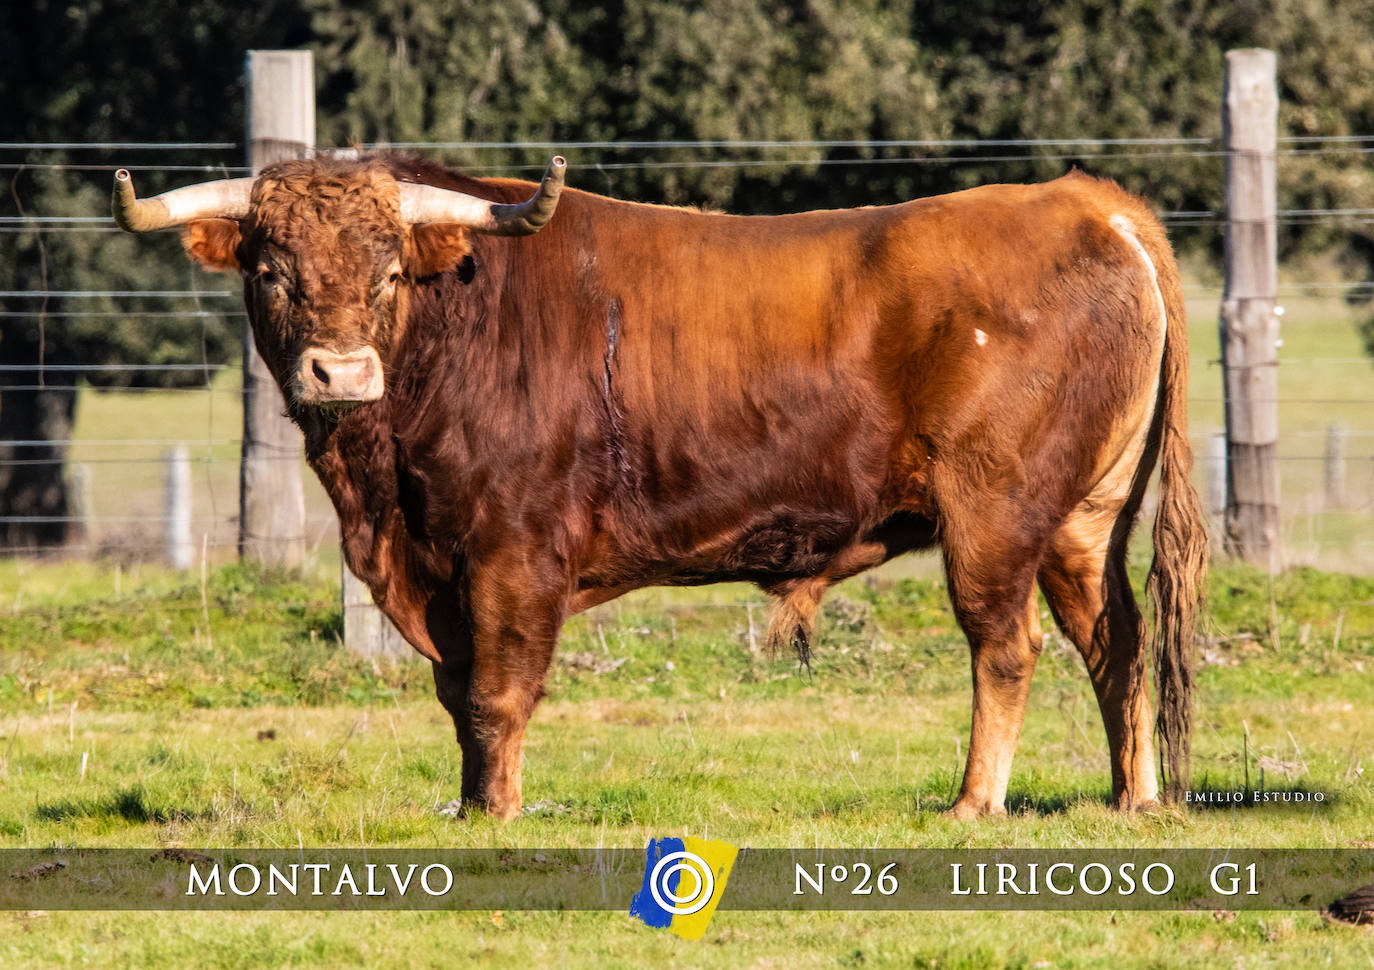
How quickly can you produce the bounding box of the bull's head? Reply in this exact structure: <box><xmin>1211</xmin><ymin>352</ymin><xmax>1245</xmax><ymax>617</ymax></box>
<box><xmin>112</xmin><ymin>156</ymin><xmax>565</xmax><ymax>415</ymax></box>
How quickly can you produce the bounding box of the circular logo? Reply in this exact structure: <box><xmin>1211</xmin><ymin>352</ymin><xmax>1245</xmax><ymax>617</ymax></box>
<box><xmin>648</xmin><ymin>850</ymin><xmax>716</xmax><ymax>917</ymax></box>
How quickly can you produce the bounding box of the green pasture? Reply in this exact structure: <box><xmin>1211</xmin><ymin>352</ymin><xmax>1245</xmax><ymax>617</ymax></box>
<box><xmin>2</xmin><ymin>290</ymin><xmax>1371</xmax><ymax>965</ymax></box>
<box><xmin>0</xmin><ymin>556</ymin><xmax>1372</xmax><ymax>967</ymax></box>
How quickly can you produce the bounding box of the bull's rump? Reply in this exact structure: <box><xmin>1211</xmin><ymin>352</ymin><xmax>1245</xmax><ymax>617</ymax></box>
<box><xmin>570</xmin><ymin>173</ymin><xmax>1170</xmax><ymax>588</ymax></box>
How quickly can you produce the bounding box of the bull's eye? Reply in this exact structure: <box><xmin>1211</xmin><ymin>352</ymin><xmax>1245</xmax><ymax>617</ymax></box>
<box><xmin>377</xmin><ymin>268</ymin><xmax>404</xmax><ymax>300</ymax></box>
<box><xmin>256</xmin><ymin>266</ymin><xmax>282</xmax><ymax>288</ymax></box>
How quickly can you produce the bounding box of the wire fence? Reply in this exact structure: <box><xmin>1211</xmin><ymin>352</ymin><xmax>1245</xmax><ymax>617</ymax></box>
<box><xmin>1</xmin><ymin>139</ymin><xmax>1372</xmax><ymax>571</ymax></box>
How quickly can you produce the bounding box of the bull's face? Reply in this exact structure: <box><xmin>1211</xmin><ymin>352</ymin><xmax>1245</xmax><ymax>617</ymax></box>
<box><xmin>224</xmin><ymin>165</ymin><xmax>420</xmax><ymax>413</ymax></box>
<box><xmin>111</xmin><ymin>157</ymin><xmax>565</xmax><ymax>418</ymax></box>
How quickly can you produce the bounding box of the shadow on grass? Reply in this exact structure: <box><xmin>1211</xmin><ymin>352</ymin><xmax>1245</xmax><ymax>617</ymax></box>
<box><xmin>34</xmin><ymin>785</ymin><xmax>212</xmax><ymax>824</ymax></box>
<box><xmin>902</xmin><ymin>775</ymin><xmax>1113</xmax><ymax>817</ymax></box>
<box><xmin>799</xmin><ymin>790</ymin><xmax>872</xmax><ymax>819</ymax></box>
<box><xmin>1001</xmin><ymin>789</ymin><xmax>1109</xmax><ymax>816</ymax></box>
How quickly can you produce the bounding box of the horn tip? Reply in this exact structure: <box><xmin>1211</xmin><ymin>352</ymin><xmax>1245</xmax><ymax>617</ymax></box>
<box><xmin>115</xmin><ymin>169</ymin><xmax>132</xmax><ymax>183</ymax></box>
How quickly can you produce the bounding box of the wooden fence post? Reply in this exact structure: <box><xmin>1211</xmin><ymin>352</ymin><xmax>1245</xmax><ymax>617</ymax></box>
<box><xmin>343</xmin><ymin>564</ymin><xmax>412</xmax><ymax>660</ymax></box>
<box><xmin>1324</xmin><ymin>423</ymin><xmax>1348</xmax><ymax>509</ymax></box>
<box><xmin>1220</xmin><ymin>48</ymin><xmax>1283</xmax><ymax>573</ymax></box>
<box><xmin>70</xmin><ymin>462</ymin><xmax>93</xmax><ymax>548</ymax></box>
<box><xmin>240</xmin><ymin>50</ymin><xmax>309</xmax><ymax>567</ymax></box>
<box><xmin>164</xmin><ymin>445</ymin><xmax>193</xmax><ymax>569</ymax></box>
<box><xmin>1207</xmin><ymin>432</ymin><xmax>1227</xmax><ymax>527</ymax></box>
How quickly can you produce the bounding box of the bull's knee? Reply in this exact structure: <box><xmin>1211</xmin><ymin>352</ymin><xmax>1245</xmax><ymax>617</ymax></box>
<box><xmin>973</xmin><ymin>640</ymin><xmax>1038</xmax><ymax>690</ymax></box>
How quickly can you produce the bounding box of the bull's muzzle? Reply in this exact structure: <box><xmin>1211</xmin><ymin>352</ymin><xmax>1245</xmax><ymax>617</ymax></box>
<box><xmin>295</xmin><ymin>347</ymin><xmax>384</xmax><ymax>405</ymax></box>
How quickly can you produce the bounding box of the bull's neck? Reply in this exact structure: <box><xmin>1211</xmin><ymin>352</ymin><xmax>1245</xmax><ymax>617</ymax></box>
<box><xmin>303</xmin><ymin>402</ymin><xmax>401</xmax><ymax>579</ymax></box>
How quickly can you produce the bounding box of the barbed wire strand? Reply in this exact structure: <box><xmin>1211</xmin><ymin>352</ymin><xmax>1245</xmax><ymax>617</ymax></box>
<box><xmin>3</xmin><ymin>139</ymin><xmax>1373</xmax><ymax>566</ymax></box>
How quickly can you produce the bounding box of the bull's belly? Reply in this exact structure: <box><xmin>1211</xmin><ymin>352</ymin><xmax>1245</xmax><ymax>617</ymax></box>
<box><xmin>570</xmin><ymin>505</ymin><xmax>937</xmax><ymax>611</ymax></box>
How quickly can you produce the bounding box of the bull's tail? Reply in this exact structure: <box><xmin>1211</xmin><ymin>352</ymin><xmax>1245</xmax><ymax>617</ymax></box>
<box><xmin>1143</xmin><ymin>240</ymin><xmax>1208</xmax><ymax>802</ymax></box>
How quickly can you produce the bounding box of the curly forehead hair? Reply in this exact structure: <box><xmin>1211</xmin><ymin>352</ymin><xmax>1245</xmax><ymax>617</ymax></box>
<box><xmin>248</xmin><ymin>159</ymin><xmax>404</xmax><ymax>238</ymax></box>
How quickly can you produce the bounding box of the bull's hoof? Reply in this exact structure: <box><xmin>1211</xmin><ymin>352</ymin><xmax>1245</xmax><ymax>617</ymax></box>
<box><xmin>436</xmin><ymin>796</ymin><xmax>522</xmax><ymax>822</ymax></box>
<box><xmin>944</xmin><ymin>799</ymin><xmax>1007</xmax><ymax>821</ymax></box>
<box><xmin>1112</xmin><ymin>792</ymin><xmax>1162</xmax><ymax>813</ymax></box>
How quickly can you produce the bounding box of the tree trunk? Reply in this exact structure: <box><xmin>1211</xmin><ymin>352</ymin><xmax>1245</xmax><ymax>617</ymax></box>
<box><xmin>0</xmin><ymin>343</ymin><xmax>78</xmax><ymax>553</ymax></box>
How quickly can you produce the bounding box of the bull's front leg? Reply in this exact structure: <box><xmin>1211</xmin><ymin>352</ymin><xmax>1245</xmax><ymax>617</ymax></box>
<box><xmin>430</xmin><ymin>560</ymin><xmax>564</xmax><ymax>821</ymax></box>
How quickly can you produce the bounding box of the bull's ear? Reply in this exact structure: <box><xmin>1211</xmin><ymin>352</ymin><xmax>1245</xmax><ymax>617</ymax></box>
<box><xmin>407</xmin><ymin>224</ymin><xmax>472</xmax><ymax>279</ymax></box>
<box><xmin>182</xmin><ymin>219</ymin><xmax>243</xmax><ymax>273</ymax></box>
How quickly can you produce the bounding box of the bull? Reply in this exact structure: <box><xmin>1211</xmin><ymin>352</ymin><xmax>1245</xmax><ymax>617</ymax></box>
<box><xmin>112</xmin><ymin>155</ymin><xmax>1205</xmax><ymax>821</ymax></box>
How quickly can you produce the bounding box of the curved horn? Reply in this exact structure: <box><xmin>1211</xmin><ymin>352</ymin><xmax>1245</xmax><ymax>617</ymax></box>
<box><xmin>398</xmin><ymin>156</ymin><xmax>566</xmax><ymax>236</ymax></box>
<box><xmin>111</xmin><ymin>169</ymin><xmax>254</xmax><ymax>232</ymax></box>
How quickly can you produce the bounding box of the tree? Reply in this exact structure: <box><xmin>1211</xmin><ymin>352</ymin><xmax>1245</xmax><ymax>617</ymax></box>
<box><xmin>310</xmin><ymin>0</ymin><xmax>605</xmax><ymax>168</ymax></box>
<box><xmin>308</xmin><ymin>0</ymin><xmax>950</xmax><ymax>211</ymax></box>
<box><xmin>8</xmin><ymin>0</ymin><xmax>1374</xmax><ymax>554</ymax></box>
<box><xmin>0</xmin><ymin>0</ymin><xmax>311</xmax><ymax>550</ymax></box>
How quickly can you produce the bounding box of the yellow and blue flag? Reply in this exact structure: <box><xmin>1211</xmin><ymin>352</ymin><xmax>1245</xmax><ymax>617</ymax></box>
<box><xmin>629</xmin><ymin>836</ymin><xmax>738</xmax><ymax>940</ymax></box>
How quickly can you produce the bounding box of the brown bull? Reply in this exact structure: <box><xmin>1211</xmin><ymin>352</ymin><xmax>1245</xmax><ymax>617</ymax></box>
<box><xmin>113</xmin><ymin>156</ymin><xmax>1205</xmax><ymax>821</ymax></box>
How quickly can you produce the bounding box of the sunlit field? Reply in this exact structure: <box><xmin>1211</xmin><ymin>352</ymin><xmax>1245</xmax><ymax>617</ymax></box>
<box><xmin>1</xmin><ymin>555</ymin><xmax>1371</xmax><ymax>966</ymax></box>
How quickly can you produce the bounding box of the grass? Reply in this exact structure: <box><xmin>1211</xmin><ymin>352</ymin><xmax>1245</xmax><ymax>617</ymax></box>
<box><xmin>1</xmin><ymin>557</ymin><xmax>1372</xmax><ymax>966</ymax></box>
<box><xmin>4</xmin><ymin>290</ymin><xmax>1371</xmax><ymax>964</ymax></box>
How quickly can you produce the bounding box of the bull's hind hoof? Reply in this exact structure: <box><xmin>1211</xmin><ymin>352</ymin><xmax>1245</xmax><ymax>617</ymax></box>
<box><xmin>944</xmin><ymin>799</ymin><xmax>1007</xmax><ymax>821</ymax></box>
<box><xmin>435</xmin><ymin>796</ymin><xmax>521</xmax><ymax>821</ymax></box>
<box><xmin>1112</xmin><ymin>794</ymin><xmax>1162</xmax><ymax>813</ymax></box>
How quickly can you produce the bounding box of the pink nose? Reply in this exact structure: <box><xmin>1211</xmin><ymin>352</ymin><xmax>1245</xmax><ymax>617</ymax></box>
<box><xmin>296</xmin><ymin>347</ymin><xmax>384</xmax><ymax>403</ymax></box>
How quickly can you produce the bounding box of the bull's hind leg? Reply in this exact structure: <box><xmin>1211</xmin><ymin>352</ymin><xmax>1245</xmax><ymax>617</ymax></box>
<box><xmin>942</xmin><ymin>510</ymin><xmax>1047</xmax><ymax>819</ymax></box>
<box><xmin>1038</xmin><ymin>500</ymin><xmax>1158</xmax><ymax>810</ymax></box>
